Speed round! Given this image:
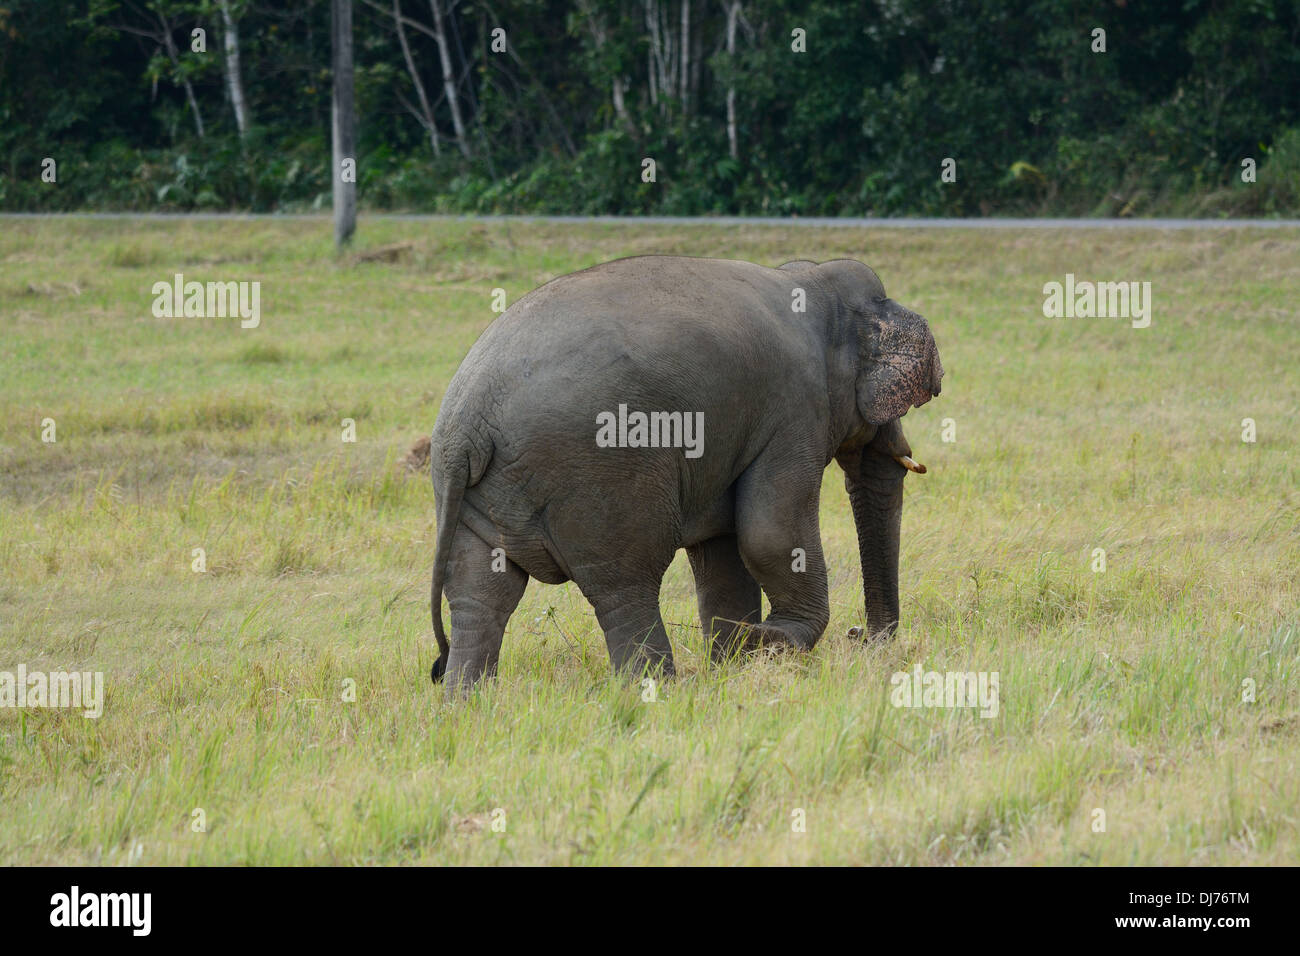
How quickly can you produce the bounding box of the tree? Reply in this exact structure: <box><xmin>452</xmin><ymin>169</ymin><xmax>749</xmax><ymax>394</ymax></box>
<box><xmin>216</xmin><ymin>0</ymin><xmax>251</xmax><ymax>139</ymax></box>
<box><xmin>392</xmin><ymin>0</ymin><xmax>441</xmax><ymax>156</ymax></box>
<box><xmin>722</xmin><ymin>0</ymin><xmax>746</xmax><ymax>160</ymax></box>
<box><xmin>332</xmin><ymin>0</ymin><xmax>356</xmax><ymax>246</ymax></box>
<box><xmin>93</xmin><ymin>0</ymin><xmax>209</xmax><ymax>138</ymax></box>
<box><xmin>428</xmin><ymin>0</ymin><xmax>471</xmax><ymax>157</ymax></box>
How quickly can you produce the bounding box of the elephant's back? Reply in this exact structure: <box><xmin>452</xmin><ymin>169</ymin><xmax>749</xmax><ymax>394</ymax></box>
<box><xmin>462</xmin><ymin>256</ymin><xmax>802</xmax><ymax>384</ymax></box>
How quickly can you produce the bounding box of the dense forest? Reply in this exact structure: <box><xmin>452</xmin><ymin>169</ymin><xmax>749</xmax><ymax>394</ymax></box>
<box><xmin>2</xmin><ymin>0</ymin><xmax>1298</xmax><ymax>215</ymax></box>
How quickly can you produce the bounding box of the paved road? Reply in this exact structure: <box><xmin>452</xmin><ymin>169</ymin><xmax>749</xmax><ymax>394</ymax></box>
<box><xmin>3</xmin><ymin>212</ymin><xmax>1299</xmax><ymax>229</ymax></box>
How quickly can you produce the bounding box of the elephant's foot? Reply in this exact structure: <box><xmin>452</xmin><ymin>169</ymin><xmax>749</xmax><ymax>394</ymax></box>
<box><xmin>606</xmin><ymin>622</ymin><xmax>677</xmax><ymax>680</ymax></box>
<box><xmin>584</xmin><ymin>586</ymin><xmax>677</xmax><ymax>680</ymax></box>
<box><xmin>843</xmin><ymin>624</ymin><xmax>894</xmax><ymax>643</ymax></box>
<box><xmin>850</xmin><ymin>620</ymin><xmax>899</xmax><ymax>641</ymax></box>
<box><xmin>616</xmin><ymin>643</ymin><xmax>677</xmax><ymax>681</ymax></box>
<box><xmin>731</xmin><ymin>620</ymin><xmax>817</xmax><ymax>654</ymax></box>
<box><xmin>703</xmin><ymin>617</ymin><xmax>761</xmax><ymax>663</ymax></box>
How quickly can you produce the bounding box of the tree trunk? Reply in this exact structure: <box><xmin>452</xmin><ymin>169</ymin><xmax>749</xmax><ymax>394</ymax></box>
<box><xmin>428</xmin><ymin>0</ymin><xmax>471</xmax><ymax>157</ymax></box>
<box><xmin>332</xmin><ymin>0</ymin><xmax>357</xmax><ymax>248</ymax></box>
<box><xmin>647</xmin><ymin>40</ymin><xmax>658</xmax><ymax>106</ymax></box>
<box><xmin>689</xmin><ymin>4</ymin><xmax>701</xmax><ymax>104</ymax></box>
<box><xmin>218</xmin><ymin>0</ymin><xmax>251</xmax><ymax>139</ymax></box>
<box><xmin>645</xmin><ymin>0</ymin><xmax>659</xmax><ymax>107</ymax></box>
<box><xmin>394</xmin><ymin>0</ymin><xmax>440</xmax><ymax>156</ymax></box>
<box><xmin>725</xmin><ymin>1</ymin><xmax>740</xmax><ymax>159</ymax></box>
<box><xmin>612</xmin><ymin>76</ymin><xmax>631</xmax><ymax>131</ymax></box>
<box><xmin>679</xmin><ymin>0</ymin><xmax>690</xmax><ymax>113</ymax></box>
<box><xmin>644</xmin><ymin>0</ymin><xmax>673</xmax><ymax>114</ymax></box>
<box><xmin>158</xmin><ymin>11</ymin><xmax>204</xmax><ymax>138</ymax></box>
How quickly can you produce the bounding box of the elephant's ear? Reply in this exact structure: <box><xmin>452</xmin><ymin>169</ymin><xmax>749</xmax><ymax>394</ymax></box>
<box><xmin>777</xmin><ymin>259</ymin><xmax>819</xmax><ymax>272</ymax></box>
<box><xmin>817</xmin><ymin>259</ymin><xmax>942</xmax><ymax>424</ymax></box>
<box><xmin>857</xmin><ymin>338</ymin><xmax>941</xmax><ymax>424</ymax></box>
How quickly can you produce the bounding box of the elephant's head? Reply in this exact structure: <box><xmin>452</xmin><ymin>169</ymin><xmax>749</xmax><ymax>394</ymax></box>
<box><xmin>817</xmin><ymin>259</ymin><xmax>944</xmax><ymax>640</ymax></box>
<box><xmin>817</xmin><ymin>259</ymin><xmax>944</xmax><ymax>424</ymax></box>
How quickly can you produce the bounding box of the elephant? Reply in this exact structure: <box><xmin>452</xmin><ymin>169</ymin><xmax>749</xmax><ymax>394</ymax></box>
<box><xmin>427</xmin><ymin>255</ymin><xmax>943</xmax><ymax>693</ymax></box>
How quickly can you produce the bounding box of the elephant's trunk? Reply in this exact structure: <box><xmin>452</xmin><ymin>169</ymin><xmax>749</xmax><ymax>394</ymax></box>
<box><xmin>841</xmin><ymin>443</ymin><xmax>906</xmax><ymax>639</ymax></box>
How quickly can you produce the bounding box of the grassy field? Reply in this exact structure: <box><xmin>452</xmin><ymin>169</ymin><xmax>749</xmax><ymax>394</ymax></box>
<box><xmin>1</xmin><ymin>217</ymin><xmax>1297</xmax><ymax>865</ymax></box>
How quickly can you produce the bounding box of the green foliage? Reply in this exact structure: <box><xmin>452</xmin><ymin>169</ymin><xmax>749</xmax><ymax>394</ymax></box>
<box><xmin>1</xmin><ymin>0</ymin><xmax>1298</xmax><ymax>215</ymax></box>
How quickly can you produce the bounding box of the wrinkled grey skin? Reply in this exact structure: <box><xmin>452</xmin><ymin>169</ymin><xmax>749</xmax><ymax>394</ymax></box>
<box><xmin>428</xmin><ymin>255</ymin><xmax>943</xmax><ymax>693</ymax></box>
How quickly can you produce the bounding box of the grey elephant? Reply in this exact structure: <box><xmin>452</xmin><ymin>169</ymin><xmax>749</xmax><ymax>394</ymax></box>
<box><xmin>427</xmin><ymin>255</ymin><xmax>943</xmax><ymax>692</ymax></box>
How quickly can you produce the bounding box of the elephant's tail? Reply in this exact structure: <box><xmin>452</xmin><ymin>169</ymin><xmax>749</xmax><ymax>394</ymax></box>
<box><xmin>429</xmin><ymin>450</ymin><xmax>468</xmax><ymax>684</ymax></box>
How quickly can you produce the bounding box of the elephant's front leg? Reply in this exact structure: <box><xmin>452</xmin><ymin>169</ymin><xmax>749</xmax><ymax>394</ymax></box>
<box><xmin>732</xmin><ymin>466</ymin><xmax>831</xmax><ymax>651</ymax></box>
<box><xmin>686</xmin><ymin>535</ymin><xmax>763</xmax><ymax>662</ymax></box>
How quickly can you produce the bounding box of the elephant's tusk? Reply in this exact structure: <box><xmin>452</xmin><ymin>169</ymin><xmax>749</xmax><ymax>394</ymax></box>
<box><xmin>894</xmin><ymin>455</ymin><xmax>927</xmax><ymax>474</ymax></box>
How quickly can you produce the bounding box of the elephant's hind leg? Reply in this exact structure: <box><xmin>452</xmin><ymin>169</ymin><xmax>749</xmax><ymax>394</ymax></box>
<box><xmin>571</xmin><ymin>575</ymin><xmax>675</xmax><ymax>679</ymax></box>
<box><xmin>592</xmin><ymin>588</ymin><xmax>675</xmax><ymax>678</ymax></box>
<box><xmin>686</xmin><ymin>535</ymin><xmax>762</xmax><ymax>663</ymax></box>
<box><xmin>443</xmin><ymin>524</ymin><xmax>528</xmax><ymax>696</ymax></box>
<box><xmin>549</xmin><ymin>498</ymin><xmax>678</xmax><ymax>678</ymax></box>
